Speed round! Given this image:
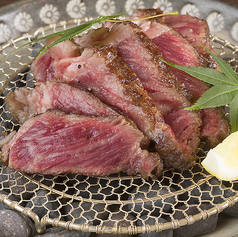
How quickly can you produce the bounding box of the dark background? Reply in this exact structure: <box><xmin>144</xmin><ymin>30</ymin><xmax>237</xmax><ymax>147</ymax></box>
<box><xmin>0</xmin><ymin>0</ymin><xmax>238</xmax><ymax>8</ymax></box>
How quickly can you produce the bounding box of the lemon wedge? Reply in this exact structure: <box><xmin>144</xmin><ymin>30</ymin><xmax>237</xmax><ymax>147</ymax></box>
<box><xmin>201</xmin><ymin>131</ymin><xmax>238</xmax><ymax>181</ymax></box>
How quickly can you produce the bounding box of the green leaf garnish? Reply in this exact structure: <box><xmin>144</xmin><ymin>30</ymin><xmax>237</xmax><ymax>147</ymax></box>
<box><xmin>204</xmin><ymin>47</ymin><xmax>238</xmax><ymax>84</ymax></box>
<box><xmin>186</xmin><ymin>85</ymin><xmax>238</xmax><ymax>110</ymax></box>
<box><xmin>0</xmin><ymin>11</ymin><xmax>126</xmax><ymax>60</ymax></box>
<box><xmin>163</xmin><ymin>62</ymin><xmax>237</xmax><ymax>86</ymax></box>
<box><xmin>106</xmin><ymin>11</ymin><xmax>178</xmax><ymax>22</ymax></box>
<box><xmin>163</xmin><ymin>47</ymin><xmax>238</xmax><ymax>132</ymax></box>
<box><xmin>1</xmin><ymin>11</ymin><xmax>179</xmax><ymax>60</ymax></box>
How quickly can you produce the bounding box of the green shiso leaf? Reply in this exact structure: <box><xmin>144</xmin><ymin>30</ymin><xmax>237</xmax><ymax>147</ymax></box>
<box><xmin>162</xmin><ymin>61</ymin><xmax>238</xmax><ymax>86</ymax></box>
<box><xmin>185</xmin><ymin>85</ymin><xmax>238</xmax><ymax>110</ymax></box>
<box><xmin>203</xmin><ymin>47</ymin><xmax>238</xmax><ymax>84</ymax></box>
<box><xmin>36</xmin><ymin>11</ymin><xmax>127</xmax><ymax>57</ymax></box>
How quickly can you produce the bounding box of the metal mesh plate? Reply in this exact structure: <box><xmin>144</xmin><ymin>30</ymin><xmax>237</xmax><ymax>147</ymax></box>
<box><xmin>0</xmin><ymin>19</ymin><xmax>238</xmax><ymax>235</ymax></box>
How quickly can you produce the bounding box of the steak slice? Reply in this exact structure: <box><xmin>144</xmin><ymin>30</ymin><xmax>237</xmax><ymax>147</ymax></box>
<box><xmin>6</xmin><ymin>81</ymin><xmax>118</xmax><ymax>124</ymax></box>
<box><xmin>133</xmin><ymin>8</ymin><xmax>230</xmax><ymax>147</ymax></box>
<box><xmin>133</xmin><ymin>9</ymin><xmax>202</xmax><ymax>68</ymax></box>
<box><xmin>1</xmin><ymin>110</ymin><xmax>162</xmax><ymax>178</ymax></box>
<box><xmin>164</xmin><ymin>14</ymin><xmax>216</xmax><ymax>68</ymax></box>
<box><xmin>76</xmin><ymin>21</ymin><xmax>202</xmax><ymax>153</ymax></box>
<box><xmin>33</xmin><ymin>43</ymin><xmax>197</xmax><ymax>170</ymax></box>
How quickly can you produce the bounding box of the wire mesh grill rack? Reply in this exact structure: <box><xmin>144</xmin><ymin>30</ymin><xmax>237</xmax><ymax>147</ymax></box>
<box><xmin>0</xmin><ymin>18</ymin><xmax>238</xmax><ymax>235</ymax></box>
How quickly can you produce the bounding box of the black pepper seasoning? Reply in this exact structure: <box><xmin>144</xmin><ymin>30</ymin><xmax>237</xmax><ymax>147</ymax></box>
<box><xmin>78</xmin><ymin>64</ymin><xmax>81</xmax><ymax>69</ymax></box>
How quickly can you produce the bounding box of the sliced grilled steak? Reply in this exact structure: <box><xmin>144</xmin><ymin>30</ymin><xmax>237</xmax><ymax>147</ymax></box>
<box><xmin>78</xmin><ymin>22</ymin><xmax>191</xmax><ymax>115</ymax></box>
<box><xmin>164</xmin><ymin>14</ymin><xmax>216</xmax><ymax>68</ymax></box>
<box><xmin>133</xmin><ymin>8</ymin><xmax>230</xmax><ymax>147</ymax></box>
<box><xmin>75</xmin><ymin>21</ymin><xmax>202</xmax><ymax>153</ymax></box>
<box><xmin>32</xmin><ymin>43</ymin><xmax>197</xmax><ymax>170</ymax></box>
<box><xmin>201</xmin><ymin>107</ymin><xmax>230</xmax><ymax>147</ymax></box>
<box><xmin>6</xmin><ymin>81</ymin><xmax>118</xmax><ymax>124</ymax></box>
<box><xmin>1</xmin><ymin>110</ymin><xmax>162</xmax><ymax>178</ymax></box>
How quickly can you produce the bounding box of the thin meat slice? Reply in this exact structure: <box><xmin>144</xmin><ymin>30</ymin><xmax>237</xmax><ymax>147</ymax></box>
<box><xmin>133</xmin><ymin>8</ymin><xmax>230</xmax><ymax>147</ymax></box>
<box><xmin>45</xmin><ymin>35</ymin><xmax>81</xmax><ymax>60</ymax></box>
<box><xmin>31</xmin><ymin>36</ymin><xmax>81</xmax><ymax>81</ymax></box>
<box><xmin>133</xmin><ymin>9</ymin><xmax>202</xmax><ymax>68</ymax></box>
<box><xmin>31</xmin><ymin>52</ymin><xmax>55</xmax><ymax>82</ymax></box>
<box><xmin>76</xmin><ymin>21</ymin><xmax>202</xmax><ymax>153</ymax></box>
<box><xmin>74</xmin><ymin>27</ymin><xmax>109</xmax><ymax>47</ymax></box>
<box><xmin>6</xmin><ymin>81</ymin><xmax>118</xmax><ymax>124</ymax></box>
<box><xmin>164</xmin><ymin>14</ymin><xmax>216</xmax><ymax>68</ymax></box>
<box><xmin>201</xmin><ymin>107</ymin><xmax>230</xmax><ymax>147</ymax></box>
<box><xmin>1</xmin><ymin>110</ymin><xmax>162</xmax><ymax>178</ymax></box>
<box><xmin>165</xmin><ymin>109</ymin><xmax>202</xmax><ymax>152</ymax></box>
<box><xmin>32</xmin><ymin>43</ymin><xmax>197</xmax><ymax>170</ymax></box>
